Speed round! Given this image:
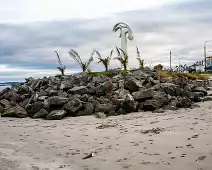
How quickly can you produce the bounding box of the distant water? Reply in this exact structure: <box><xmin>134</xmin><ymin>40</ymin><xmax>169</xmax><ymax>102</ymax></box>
<box><xmin>0</xmin><ymin>86</ymin><xmax>10</xmax><ymax>92</ymax></box>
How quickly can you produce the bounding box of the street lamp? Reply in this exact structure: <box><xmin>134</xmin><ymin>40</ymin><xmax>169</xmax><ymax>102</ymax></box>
<box><xmin>204</xmin><ymin>40</ymin><xmax>212</xmax><ymax>71</ymax></box>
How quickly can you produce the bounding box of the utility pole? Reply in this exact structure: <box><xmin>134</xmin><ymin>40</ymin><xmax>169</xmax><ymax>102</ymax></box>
<box><xmin>170</xmin><ymin>50</ymin><xmax>172</xmax><ymax>71</ymax></box>
<box><xmin>204</xmin><ymin>41</ymin><xmax>206</xmax><ymax>71</ymax></box>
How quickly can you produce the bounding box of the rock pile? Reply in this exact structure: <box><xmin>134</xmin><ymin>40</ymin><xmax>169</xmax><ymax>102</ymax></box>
<box><xmin>0</xmin><ymin>70</ymin><xmax>211</xmax><ymax>120</ymax></box>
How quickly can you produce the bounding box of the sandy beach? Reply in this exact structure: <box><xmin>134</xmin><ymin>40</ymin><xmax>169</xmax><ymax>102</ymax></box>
<box><xmin>0</xmin><ymin>99</ymin><xmax>212</xmax><ymax>170</ymax></box>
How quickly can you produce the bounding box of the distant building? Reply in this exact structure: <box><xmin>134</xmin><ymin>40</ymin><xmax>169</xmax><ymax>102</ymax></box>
<box><xmin>206</xmin><ymin>56</ymin><xmax>212</xmax><ymax>72</ymax></box>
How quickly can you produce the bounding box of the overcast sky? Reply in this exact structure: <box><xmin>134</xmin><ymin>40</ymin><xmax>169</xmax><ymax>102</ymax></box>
<box><xmin>1</xmin><ymin>0</ymin><xmax>212</xmax><ymax>82</ymax></box>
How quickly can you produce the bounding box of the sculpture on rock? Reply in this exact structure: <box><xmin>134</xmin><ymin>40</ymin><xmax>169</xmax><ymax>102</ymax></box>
<box><xmin>113</xmin><ymin>22</ymin><xmax>133</xmax><ymax>56</ymax></box>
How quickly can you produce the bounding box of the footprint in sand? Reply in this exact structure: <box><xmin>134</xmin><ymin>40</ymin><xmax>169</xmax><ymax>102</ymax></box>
<box><xmin>186</xmin><ymin>143</ymin><xmax>194</xmax><ymax>148</ymax></box>
<box><xmin>192</xmin><ymin>134</ymin><xmax>199</xmax><ymax>139</ymax></box>
<box><xmin>181</xmin><ymin>154</ymin><xmax>186</xmax><ymax>157</ymax></box>
<box><xmin>196</xmin><ymin>156</ymin><xmax>206</xmax><ymax>162</ymax></box>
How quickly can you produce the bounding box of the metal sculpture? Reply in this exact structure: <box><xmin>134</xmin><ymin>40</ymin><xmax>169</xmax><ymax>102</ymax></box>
<box><xmin>113</xmin><ymin>22</ymin><xmax>133</xmax><ymax>56</ymax></box>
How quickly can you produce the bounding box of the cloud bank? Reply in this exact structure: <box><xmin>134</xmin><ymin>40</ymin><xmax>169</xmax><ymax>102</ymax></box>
<box><xmin>0</xmin><ymin>0</ymin><xmax>212</xmax><ymax>82</ymax></box>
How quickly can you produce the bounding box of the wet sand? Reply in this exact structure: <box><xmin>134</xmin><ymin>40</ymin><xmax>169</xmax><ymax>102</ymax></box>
<box><xmin>1</xmin><ymin>101</ymin><xmax>212</xmax><ymax>170</ymax></box>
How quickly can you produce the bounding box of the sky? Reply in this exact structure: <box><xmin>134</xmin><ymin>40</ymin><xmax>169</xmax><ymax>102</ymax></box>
<box><xmin>1</xmin><ymin>0</ymin><xmax>212</xmax><ymax>82</ymax></box>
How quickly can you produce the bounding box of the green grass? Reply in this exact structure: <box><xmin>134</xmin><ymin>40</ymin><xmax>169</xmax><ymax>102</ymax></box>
<box><xmin>160</xmin><ymin>71</ymin><xmax>209</xmax><ymax>80</ymax></box>
<box><xmin>88</xmin><ymin>70</ymin><xmax>131</xmax><ymax>77</ymax></box>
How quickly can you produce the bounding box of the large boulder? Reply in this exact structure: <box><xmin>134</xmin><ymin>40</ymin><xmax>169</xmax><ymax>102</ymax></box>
<box><xmin>95</xmin><ymin>103</ymin><xmax>117</xmax><ymax>114</ymax></box>
<box><xmin>95</xmin><ymin>112</ymin><xmax>107</xmax><ymax>119</ymax></box>
<box><xmin>60</xmin><ymin>80</ymin><xmax>73</xmax><ymax>91</ymax></box>
<box><xmin>96</xmin><ymin>81</ymin><xmax>113</xmax><ymax>96</ymax></box>
<box><xmin>2</xmin><ymin>105</ymin><xmax>28</xmax><ymax>118</ymax></box>
<box><xmin>194</xmin><ymin>92</ymin><xmax>204</xmax><ymax>102</ymax></box>
<box><xmin>152</xmin><ymin>92</ymin><xmax>170</xmax><ymax>107</ymax></box>
<box><xmin>0</xmin><ymin>87</ymin><xmax>11</xmax><ymax>99</ymax></box>
<box><xmin>114</xmin><ymin>89</ymin><xmax>130</xmax><ymax>99</ymax></box>
<box><xmin>87</xmin><ymin>82</ymin><xmax>96</xmax><ymax>94</ymax></box>
<box><xmin>0</xmin><ymin>99</ymin><xmax>10</xmax><ymax>106</ymax></box>
<box><xmin>68</xmin><ymin>86</ymin><xmax>89</xmax><ymax>95</ymax></box>
<box><xmin>0</xmin><ymin>104</ymin><xmax>4</xmax><ymax>114</ymax></box>
<box><xmin>192</xmin><ymin>86</ymin><xmax>207</xmax><ymax>96</ymax></box>
<box><xmin>132</xmin><ymin>89</ymin><xmax>154</xmax><ymax>101</ymax></box>
<box><xmin>178</xmin><ymin>97</ymin><xmax>192</xmax><ymax>108</ymax></box>
<box><xmin>46</xmin><ymin>110</ymin><xmax>66</xmax><ymax>120</ymax></box>
<box><xmin>183</xmin><ymin>91</ymin><xmax>194</xmax><ymax>101</ymax></box>
<box><xmin>160</xmin><ymin>83</ymin><xmax>179</xmax><ymax>96</ymax></box>
<box><xmin>33</xmin><ymin>108</ymin><xmax>49</xmax><ymax>119</ymax></box>
<box><xmin>124</xmin><ymin>78</ymin><xmax>144</xmax><ymax>91</ymax></box>
<box><xmin>16</xmin><ymin>85</ymin><xmax>31</xmax><ymax>95</ymax></box>
<box><xmin>64</xmin><ymin>99</ymin><xmax>83</xmax><ymax>116</ymax></box>
<box><xmin>77</xmin><ymin>102</ymin><xmax>94</xmax><ymax>116</ymax></box>
<box><xmin>93</xmin><ymin>75</ymin><xmax>110</xmax><ymax>85</ymax></box>
<box><xmin>37</xmin><ymin>90</ymin><xmax>48</xmax><ymax>97</ymax></box>
<box><xmin>10</xmin><ymin>91</ymin><xmax>23</xmax><ymax>103</ymax></box>
<box><xmin>143</xmin><ymin>100</ymin><xmax>159</xmax><ymax>111</ymax></box>
<box><xmin>47</xmin><ymin>96</ymin><xmax>68</xmax><ymax>107</ymax></box>
<box><xmin>122</xmin><ymin>94</ymin><xmax>138</xmax><ymax>113</ymax></box>
<box><xmin>26</xmin><ymin>101</ymin><xmax>44</xmax><ymax>117</ymax></box>
<box><xmin>203</xmin><ymin>96</ymin><xmax>212</xmax><ymax>102</ymax></box>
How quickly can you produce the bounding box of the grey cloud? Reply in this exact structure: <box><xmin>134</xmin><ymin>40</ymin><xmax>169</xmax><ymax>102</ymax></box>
<box><xmin>1</xmin><ymin>0</ymin><xmax>212</xmax><ymax>81</ymax></box>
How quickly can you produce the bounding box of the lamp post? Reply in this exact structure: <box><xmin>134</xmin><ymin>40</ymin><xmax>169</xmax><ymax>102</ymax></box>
<box><xmin>204</xmin><ymin>40</ymin><xmax>212</xmax><ymax>71</ymax></box>
<box><xmin>170</xmin><ymin>50</ymin><xmax>172</xmax><ymax>71</ymax></box>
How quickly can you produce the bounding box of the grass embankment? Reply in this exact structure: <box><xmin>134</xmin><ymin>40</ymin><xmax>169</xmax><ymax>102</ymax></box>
<box><xmin>88</xmin><ymin>70</ymin><xmax>130</xmax><ymax>77</ymax></box>
<box><xmin>160</xmin><ymin>71</ymin><xmax>210</xmax><ymax>80</ymax></box>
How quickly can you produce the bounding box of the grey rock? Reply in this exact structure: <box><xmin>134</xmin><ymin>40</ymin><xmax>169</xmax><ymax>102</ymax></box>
<box><xmin>179</xmin><ymin>97</ymin><xmax>192</xmax><ymax>108</ymax></box>
<box><xmin>17</xmin><ymin>85</ymin><xmax>30</xmax><ymax>95</ymax></box>
<box><xmin>77</xmin><ymin>102</ymin><xmax>94</xmax><ymax>116</ymax></box>
<box><xmin>143</xmin><ymin>100</ymin><xmax>159</xmax><ymax>111</ymax></box>
<box><xmin>153</xmin><ymin>92</ymin><xmax>169</xmax><ymax>107</ymax></box>
<box><xmin>38</xmin><ymin>90</ymin><xmax>48</xmax><ymax>97</ymax></box>
<box><xmin>27</xmin><ymin>101</ymin><xmax>44</xmax><ymax>117</ymax></box>
<box><xmin>47</xmin><ymin>96</ymin><xmax>68</xmax><ymax>106</ymax></box>
<box><xmin>46</xmin><ymin>110</ymin><xmax>66</xmax><ymax>120</ymax></box>
<box><xmin>2</xmin><ymin>105</ymin><xmax>28</xmax><ymax>118</ymax></box>
<box><xmin>80</xmin><ymin>94</ymin><xmax>89</xmax><ymax>102</ymax></box>
<box><xmin>93</xmin><ymin>75</ymin><xmax>110</xmax><ymax>85</ymax></box>
<box><xmin>203</xmin><ymin>96</ymin><xmax>212</xmax><ymax>101</ymax></box>
<box><xmin>132</xmin><ymin>89</ymin><xmax>154</xmax><ymax>100</ymax></box>
<box><xmin>11</xmin><ymin>92</ymin><xmax>23</xmax><ymax>103</ymax></box>
<box><xmin>94</xmin><ymin>112</ymin><xmax>107</xmax><ymax>119</ymax></box>
<box><xmin>117</xmin><ymin>108</ymin><xmax>127</xmax><ymax>115</ymax></box>
<box><xmin>0</xmin><ymin>99</ymin><xmax>10</xmax><ymax>106</ymax></box>
<box><xmin>194</xmin><ymin>92</ymin><xmax>204</xmax><ymax>102</ymax></box>
<box><xmin>64</xmin><ymin>99</ymin><xmax>82</xmax><ymax>116</ymax></box>
<box><xmin>0</xmin><ymin>104</ymin><xmax>4</xmax><ymax>114</ymax></box>
<box><xmin>160</xmin><ymin>83</ymin><xmax>178</xmax><ymax>96</ymax></box>
<box><xmin>137</xmin><ymin>103</ymin><xmax>144</xmax><ymax>112</ymax></box>
<box><xmin>114</xmin><ymin>89</ymin><xmax>130</xmax><ymax>99</ymax></box>
<box><xmin>96</xmin><ymin>81</ymin><xmax>113</xmax><ymax>96</ymax></box>
<box><xmin>68</xmin><ymin>86</ymin><xmax>89</xmax><ymax>95</ymax></box>
<box><xmin>95</xmin><ymin>103</ymin><xmax>117</xmax><ymax>114</ymax></box>
<box><xmin>153</xmin><ymin>108</ymin><xmax>164</xmax><ymax>113</ymax></box>
<box><xmin>124</xmin><ymin>78</ymin><xmax>144</xmax><ymax>91</ymax></box>
<box><xmin>183</xmin><ymin>91</ymin><xmax>194</xmax><ymax>101</ymax></box>
<box><xmin>60</xmin><ymin>80</ymin><xmax>73</xmax><ymax>91</ymax></box>
<box><xmin>107</xmin><ymin>110</ymin><xmax>118</xmax><ymax>116</ymax></box>
<box><xmin>38</xmin><ymin>96</ymin><xmax>48</xmax><ymax>101</ymax></box>
<box><xmin>192</xmin><ymin>86</ymin><xmax>207</xmax><ymax>96</ymax></box>
<box><xmin>87</xmin><ymin>82</ymin><xmax>96</xmax><ymax>94</ymax></box>
<box><xmin>33</xmin><ymin>109</ymin><xmax>49</xmax><ymax>119</ymax></box>
<box><xmin>190</xmin><ymin>103</ymin><xmax>200</xmax><ymax>109</ymax></box>
<box><xmin>122</xmin><ymin>94</ymin><xmax>138</xmax><ymax>113</ymax></box>
<box><xmin>49</xmin><ymin>90</ymin><xmax>58</xmax><ymax>96</ymax></box>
